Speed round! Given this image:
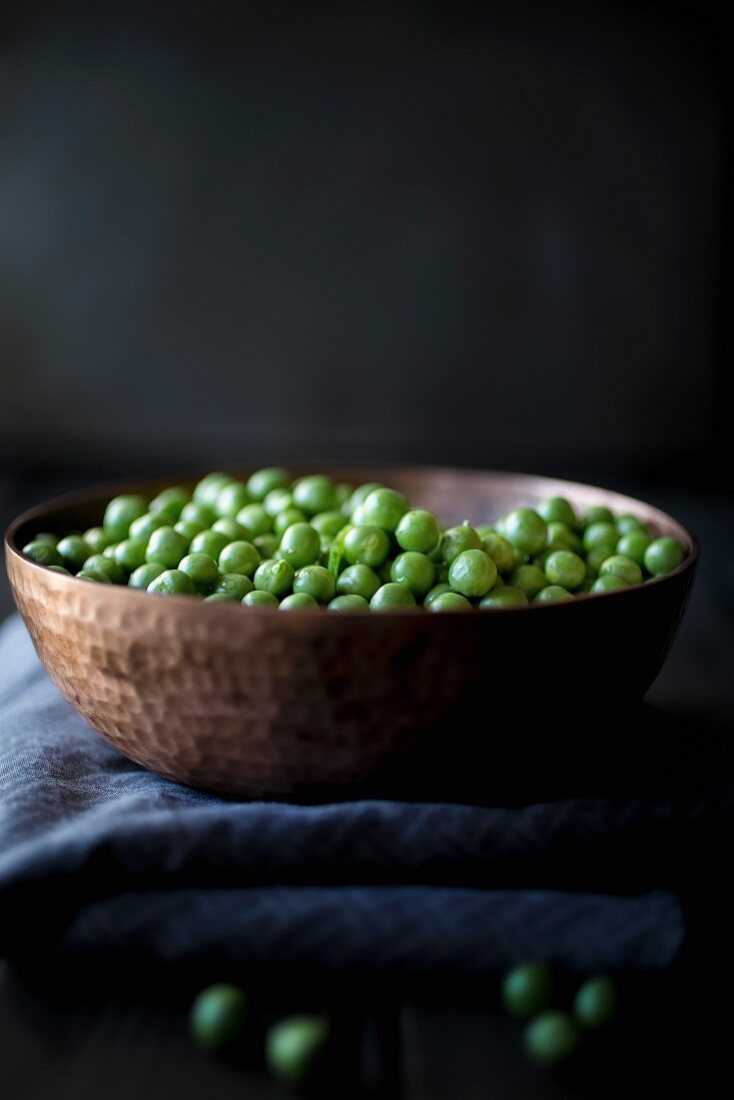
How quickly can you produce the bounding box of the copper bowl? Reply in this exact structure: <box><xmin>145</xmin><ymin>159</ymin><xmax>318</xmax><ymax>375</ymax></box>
<box><xmin>4</xmin><ymin>465</ymin><xmax>698</xmax><ymax>799</ymax></box>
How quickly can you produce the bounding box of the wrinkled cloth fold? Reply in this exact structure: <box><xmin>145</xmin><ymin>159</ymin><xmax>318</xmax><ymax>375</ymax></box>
<box><xmin>0</xmin><ymin>615</ymin><xmax>703</xmax><ymax>973</ymax></box>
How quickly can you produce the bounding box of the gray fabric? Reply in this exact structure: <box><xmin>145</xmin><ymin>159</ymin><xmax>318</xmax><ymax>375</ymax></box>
<box><xmin>0</xmin><ymin>615</ymin><xmax>687</xmax><ymax>972</ymax></box>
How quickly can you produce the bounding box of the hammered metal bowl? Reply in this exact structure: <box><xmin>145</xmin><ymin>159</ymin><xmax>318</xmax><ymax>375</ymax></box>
<box><xmin>4</xmin><ymin>465</ymin><xmax>697</xmax><ymax>799</ymax></box>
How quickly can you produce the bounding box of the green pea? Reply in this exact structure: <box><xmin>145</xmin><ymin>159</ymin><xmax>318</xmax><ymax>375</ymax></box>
<box><xmin>501</xmin><ymin>508</ymin><xmax>547</xmax><ymax>556</ymax></box>
<box><xmin>524</xmin><ymin>1011</ymin><xmax>579</xmax><ymax>1067</ymax></box>
<box><xmin>585</xmin><ymin>545</ymin><xmax>614</xmax><ymax>576</ymax></box>
<box><xmin>254</xmin><ymin>558</ymin><xmax>295</xmax><ymax>597</ymax></box>
<box><xmin>204</xmin><ymin>592</ymin><xmax>240</xmax><ymax>603</ymax></box>
<box><xmin>32</xmin><ymin>532</ymin><xmax>59</xmax><ymax>546</ymax></box>
<box><xmin>274</xmin><ymin>507</ymin><xmax>307</xmax><ymax>538</ymax></box>
<box><xmin>293</xmin><ymin>565</ymin><xmax>336</xmax><ymax>604</ymax></box>
<box><xmin>247</xmin><ymin>467</ymin><xmax>291</xmax><ymax>502</ymax></box>
<box><xmin>149</xmin><ymin>486</ymin><xmax>190</xmax><ymax>520</ymax></box>
<box><xmin>534</xmin><ymin>585</ymin><xmax>574</xmax><ymax>603</ymax></box>
<box><xmin>179</xmin><ymin>553</ymin><xmax>220</xmax><ymax>594</ymax></box>
<box><xmin>448</xmin><ymin>549</ymin><xmax>497</xmax><ymax>597</ymax></box>
<box><xmin>83</xmin><ymin>527</ymin><xmax>109</xmax><ymax>554</ymax></box>
<box><xmin>76</xmin><ymin>568</ymin><xmax>111</xmax><ymax>583</ymax></box>
<box><xmin>395</xmin><ymin>509</ymin><xmax>441</xmax><ymax>554</ymax></box>
<box><xmin>479</xmin><ymin>585</ymin><xmax>529</xmax><ymax>609</ymax></box>
<box><xmin>343</xmin><ymin>482</ymin><xmax>383</xmax><ymax>517</ymax></box>
<box><xmin>591</xmin><ymin>574</ymin><xmax>629</xmax><ymax>594</ymax></box>
<box><xmin>82</xmin><ymin>553</ymin><xmax>125</xmax><ymax>584</ymax></box>
<box><xmin>584</xmin><ymin>504</ymin><xmax>614</xmax><ymax>526</ymax></box>
<box><xmin>327</xmin><ymin>594</ymin><xmax>370</xmax><ymax>611</ymax></box>
<box><xmin>545</xmin><ymin>522</ymin><xmax>582</xmax><ymax>554</ymax></box>
<box><xmin>370</xmin><ymin>557</ymin><xmax>390</xmax><ymax>584</ymax></box>
<box><xmin>583</xmin><ymin>521</ymin><xmax>618</xmax><ymax>552</ymax></box>
<box><xmin>336</xmin><ymin>563</ymin><xmax>381</xmax><ymax>601</ymax></box>
<box><xmin>508</xmin><ymin>563</ymin><xmax>547</xmax><ymax>598</ymax></box>
<box><xmin>129</xmin><ymin>511</ymin><xmax>171</xmax><ymax>544</ymax></box>
<box><xmin>357</xmin><ymin>487</ymin><xmax>408</xmax><ymax>532</ymax></box>
<box><xmin>265</xmin><ymin>1015</ymin><xmax>329</xmax><ymax>1086</ymax></box>
<box><xmin>242</xmin><ymin>589</ymin><xmax>279</xmax><ymax>608</ymax></box>
<box><xmin>433</xmin><ymin>561</ymin><xmax>449</xmax><ymax>585</ymax></box>
<box><xmin>193</xmin><ymin>472</ymin><xmax>230</xmax><ymax>507</ymax></box>
<box><xmin>423</xmin><ymin>582</ymin><xmax>452</xmax><ymax>607</ymax></box>
<box><xmin>103</xmin><ymin>494</ymin><xmax>148</xmax><ymax>542</ymax></box>
<box><xmin>263</xmin><ymin>487</ymin><xmax>294</xmax><ymax>518</ymax></box>
<box><xmin>369</xmin><ymin>583</ymin><xmax>416</xmax><ymax>610</ymax></box>
<box><xmin>511</xmin><ymin>545</ymin><xmax>527</xmax><ymax>568</ymax></box>
<box><xmin>311</xmin><ymin>510</ymin><xmax>348</xmax><ymax>539</ymax></box>
<box><xmin>427</xmin><ymin>591</ymin><xmax>472</xmax><ymax>612</ymax></box>
<box><xmin>213</xmin><ymin>573</ymin><xmax>254</xmax><ymax>600</ymax></box>
<box><xmin>22</xmin><ymin>540</ymin><xmax>64</xmax><ymax>567</ymax></box>
<box><xmin>218</xmin><ymin>540</ymin><xmax>260</xmax><ymax>577</ymax></box>
<box><xmin>21</xmin><ymin>541</ymin><xmax>62</xmax><ymax>567</ymax></box>
<box><xmin>215</xmin><ymin>480</ymin><xmax>251</xmax><ymax>518</ymax></box>
<box><xmin>336</xmin><ymin>486</ymin><xmax>356</xmax><ymax>510</ymax></box>
<box><xmin>544</xmin><ymin>550</ymin><xmax>586</xmax><ymax>591</ymax></box>
<box><xmin>174</xmin><ymin>519</ymin><xmax>205</xmax><ymax>541</ymax></box>
<box><xmin>481</xmin><ymin>532</ymin><xmax>515</xmax><ymax>574</ymax></box>
<box><xmin>293</xmin><ymin>475</ymin><xmax>338</xmax><ymax>516</ymax></box>
<box><xmin>502</xmin><ymin>963</ymin><xmax>553</xmax><ymax>1019</ymax></box>
<box><xmin>147</xmin><ymin>569</ymin><xmax>197</xmax><ymax>596</ymax></box>
<box><xmin>190</xmin><ymin>984</ymin><xmax>248</xmax><ymax>1051</ymax></box>
<box><xmin>616</xmin><ymin>513</ymin><xmax>647</xmax><ymax>537</ymax></box>
<box><xmin>440</xmin><ymin>523</ymin><xmax>482</xmax><ymax>565</ymax></box>
<box><xmin>48</xmin><ymin>565</ymin><xmax>70</xmax><ymax>574</ymax></box>
<box><xmin>279</xmin><ymin>523</ymin><xmax>321</xmax><ymax>569</ymax></box>
<box><xmin>573</xmin><ymin>976</ymin><xmax>618</xmax><ymax>1030</ymax></box>
<box><xmin>644</xmin><ymin>536</ymin><xmax>685</xmax><ymax>576</ymax></box>
<box><xmin>212</xmin><ymin>517</ymin><xmax>249</xmax><ymax>541</ymax></box>
<box><xmin>145</xmin><ymin>527</ymin><xmax>189</xmax><ymax>569</ymax></box>
<box><xmin>280</xmin><ymin>592</ymin><xmax>319</xmax><ymax>611</ymax></box>
<box><xmin>129</xmin><ymin>562</ymin><xmax>166</xmax><ymax>590</ymax></box>
<box><xmin>235</xmin><ymin>503</ymin><xmax>272</xmax><ymax>538</ymax></box>
<box><xmin>599</xmin><ymin>554</ymin><xmax>642</xmax><ymax>586</ymax></box>
<box><xmin>616</xmin><ymin>531</ymin><xmax>650</xmax><ymax>567</ymax></box>
<box><xmin>113</xmin><ymin>539</ymin><xmax>148</xmax><ymax>574</ymax></box>
<box><xmin>253</xmin><ymin>533</ymin><xmax>279</xmax><ymax>559</ymax></box>
<box><xmin>391</xmin><ymin>551</ymin><xmax>436</xmax><ymax>598</ymax></box>
<box><xmin>343</xmin><ymin>525</ymin><xmax>391</xmax><ymax>569</ymax></box>
<box><xmin>537</xmin><ymin>496</ymin><xmax>577</xmax><ymax>527</ymax></box>
<box><xmin>474</xmin><ymin>524</ymin><xmax>495</xmax><ymax>540</ymax></box>
<box><xmin>190</xmin><ymin>530</ymin><xmax>230</xmax><ymax>559</ymax></box>
<box><xmin>180</xmin><ymin>501</ymin><xmax>216</xmax><ymax>528</ymax></box>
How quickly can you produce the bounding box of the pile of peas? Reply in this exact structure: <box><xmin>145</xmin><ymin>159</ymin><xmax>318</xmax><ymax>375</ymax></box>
<box><xmin>21</xmin><ymin>469</ymin><xmax>687</xmax><ymax>611</ymax></box>
<box><xmin>187</xmin><ymin>965</ymin><xmax>617</xmax><ymax>1081</ymax></box>
<box><xmin>189</xmin><ymin>984</ymin><xmax>329</xmax><ymax>1086</ymax></box>
<box><xmin>502</xmin><ymin>963</ymin><xmax>619</xmax><ymax>1068</ymax></box>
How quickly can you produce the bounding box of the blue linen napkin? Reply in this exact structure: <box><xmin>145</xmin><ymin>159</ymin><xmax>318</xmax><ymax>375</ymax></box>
<box><xmin>0</xmin><ymin>614</ymin><xmax>693</xmax><ymax>973</ymax></box>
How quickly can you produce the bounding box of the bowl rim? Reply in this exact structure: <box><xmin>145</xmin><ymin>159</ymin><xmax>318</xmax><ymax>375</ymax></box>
<box><xmin>4</xmin><ymin>463</ymin><xmax>699</xmax><ymax>617</ymax></box>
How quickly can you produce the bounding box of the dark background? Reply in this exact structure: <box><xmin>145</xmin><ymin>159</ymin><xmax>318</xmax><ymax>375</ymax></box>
<box><xmin>1</xmin><ymin>0</ymin><xmax>731</xmax><ymax>484</ymax></box>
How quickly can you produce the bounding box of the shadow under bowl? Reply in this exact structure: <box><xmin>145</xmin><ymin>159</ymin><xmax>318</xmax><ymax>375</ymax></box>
<box><xmin>5</xmin><ymin>465</ymin><xmax>698</xmax><ymax>799</ymax></box>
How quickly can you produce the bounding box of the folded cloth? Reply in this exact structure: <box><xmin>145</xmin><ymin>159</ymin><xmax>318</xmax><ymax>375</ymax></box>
<box><xmin>0</xmin><ymin>614</ymin><xmax>709</xmax><ymax>973</ymax></box>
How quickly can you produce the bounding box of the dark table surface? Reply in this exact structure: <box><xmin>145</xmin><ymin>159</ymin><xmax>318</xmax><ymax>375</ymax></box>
<box><xmin>1</xmin><ymin>468</ymin><xmax>732</xmax><ymax>1098</ymax></box>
